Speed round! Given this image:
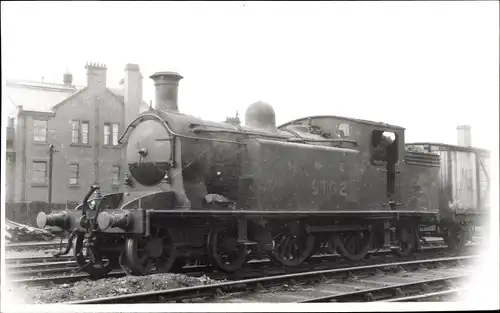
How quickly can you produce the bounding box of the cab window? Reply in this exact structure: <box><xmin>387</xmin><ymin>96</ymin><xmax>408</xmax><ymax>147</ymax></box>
<box><xmin>371</xmin><ymin>130</ymin><xmax>398</xmax><ymax>163</ymax></box>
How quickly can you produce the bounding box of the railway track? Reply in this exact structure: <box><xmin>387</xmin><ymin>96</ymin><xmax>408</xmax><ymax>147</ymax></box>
<box><xmin>8</xmin><ymin>243</ymin><xmax>477</xmax><ymax>287</ymax></box>
<box><xmin>7</xmin><ymin>261</ymin><xmax>79</xmax><ymax>279</ymax></box>
<box><xmin>6</xmin><ymin>255</ymin><xmax>74</xmax><ymax>265</ymax></box>
<box><xmin>5</xmin><ymin>255</ymin><xmax>76</xmax><ymax>279</ymax></box>
<box><xmin>6</xmin><ymin>240</ymin><xmax>68</xmax><ymax>250</ymax></box>
<box><xmin>66</xmin><ymin>255</ymin><xmax>476</xmax><ymax>304</ymax></box>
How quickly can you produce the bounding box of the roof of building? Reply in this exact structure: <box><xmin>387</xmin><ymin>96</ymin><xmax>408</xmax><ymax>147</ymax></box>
<box><xmin>5</xmin><ymin>79</ymin><xmax>84</xmax><ymax>115</ymax></box>
<box><xmin>5</xmin><ymin>79</ymin><xmax>150</xmax><ymax>117</ymax></box>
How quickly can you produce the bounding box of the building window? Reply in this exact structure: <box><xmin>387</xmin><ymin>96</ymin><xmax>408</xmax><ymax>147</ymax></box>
<box><xmin>33</xmin><ymin>120</ymin><xmax>48</xmax><ymax>142</ymax></box>
<box><xmin>32</xmin><ymin>161</ymin><xmax>47</xmax><ymax>184</ymax></box>
<box><xmin>81</xmin><ymin>121</ymin><xmax>89</xmax><ymax>144</ymax></box>
<box><xmin>112</xmin><ymin>123</ymin><xmax>120</xmax><ymax>146</ymax></box>
<box><xmin>69</xmin><ymin>164</ymin><xmax>79</xmax><ymax>185</ymax></box>
<box><xmin>104</xmin><ymin>124</ymin><xmax>111</xmax><ymax>145</ymax></box>
<box><xmin>104</xmin><ymin>123</ymin><xmax>119</xmax><ymax>146</ymax></box>
<box><xmin>112</xmin><ymin>165</ymin><xmax>120</xmax><ymax>185</ymax></box>
<box><xmin>71</xmin><ymin>121</ymin><xmax>79</xmax><ymax>143</ymax></box>
<box><xmin>72</xmin><ymin>120</ymin><xmax>90</xmax><ymax>145</ymax></box>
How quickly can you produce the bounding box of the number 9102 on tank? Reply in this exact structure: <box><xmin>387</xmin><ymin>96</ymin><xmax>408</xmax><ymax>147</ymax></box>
<box><xmin>37</xmin><ymin>71</ymin><xmax>487</xmax><ymax>279</ymax></box>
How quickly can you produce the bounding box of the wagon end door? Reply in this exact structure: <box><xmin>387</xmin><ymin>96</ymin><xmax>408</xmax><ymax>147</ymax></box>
<box><xmin>476</xmin><ymin>151</ymin><xmax>490</xmax><ymax>214</ymax></box>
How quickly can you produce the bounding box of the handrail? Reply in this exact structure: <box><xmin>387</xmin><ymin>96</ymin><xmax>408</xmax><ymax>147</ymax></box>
<box><xmin>118</xmin><ymin>113</ymin><xmax>243</xmax><ymax>145</ymax></box>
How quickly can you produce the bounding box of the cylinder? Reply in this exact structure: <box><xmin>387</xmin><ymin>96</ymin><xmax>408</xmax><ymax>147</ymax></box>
<box><xmin>149</xmin><ymin>72</ymin><xmax>183</xmax><ymax>113</ymax></box>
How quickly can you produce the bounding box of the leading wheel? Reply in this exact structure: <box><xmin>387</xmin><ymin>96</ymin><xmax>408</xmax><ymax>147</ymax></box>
<box><xmin>122</xmin><ymin>227</ymin><xmax>178</xmax><ymax>275</ymax></box>
<box><xmin>152</xmin><ymin>228</ymin><xmax>179</xmax><ymax>273</ymax></box>
<box><xmin>123</xmin><ymin>237</ymin><xmax>154</xmax><ymax>275</ymax></box>
<box><xmin>74</xmin><ymin>235</ymin><xmax>115</xmax><ymax>280</ymax></box>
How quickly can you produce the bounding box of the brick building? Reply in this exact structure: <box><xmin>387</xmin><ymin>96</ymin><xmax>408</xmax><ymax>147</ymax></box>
<box><xmin>224</xmin><ymin>111</ymin><xmax>241</xmax><ymax>125</ymax></box>
<box><xmin>5</xmin><ymin>62</ymin><xmax>149</xmax><ymax>222</ymax></box>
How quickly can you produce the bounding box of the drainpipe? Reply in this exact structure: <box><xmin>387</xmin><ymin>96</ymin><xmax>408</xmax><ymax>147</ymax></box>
<box><xmin>48</xmin><ymin>144</ymin><xmax>57</xmax><ymax>214</ymax></box>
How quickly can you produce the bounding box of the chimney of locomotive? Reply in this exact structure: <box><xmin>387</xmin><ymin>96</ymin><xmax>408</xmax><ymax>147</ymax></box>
<box><xmin>457</xmin><ymin>125</ymin><xmax>472</xmax><ymax>147</ymax></box>
<box><xmin>149</xmin><ymin>72</ymin><xmax>183</xmax><ymax>113</ymax></box>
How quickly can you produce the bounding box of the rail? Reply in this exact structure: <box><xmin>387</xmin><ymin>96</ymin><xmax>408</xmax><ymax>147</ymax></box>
<box><xmin>6</xmin><ymin>255</ymin><xmax>73</xmax><ymax>265</ymax></box>
<box><xmin>381</xmin><ymin>288</ymin><xmax>466</xmax><ymax>302</ymax></box>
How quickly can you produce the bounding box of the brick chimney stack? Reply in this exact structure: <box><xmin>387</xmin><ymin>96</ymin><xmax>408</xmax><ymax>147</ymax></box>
<box><xmin>63</xmin><ymin>71</ymin><xmax>73</xmax><ymax>86</ymax></box>
<box><xmin>85</xmin><ymin>62</ymin><xmax>107</xmax><ymax>91</ymax></box>
<box><xmin>457</xmin><ymin>125</ymin><xmax>472</xmax><ymax>147</ymax></box>
<box><xmin>124</xmin><ymin>64</ymin><xmax>143</xmax><ymax>126</ymax></box>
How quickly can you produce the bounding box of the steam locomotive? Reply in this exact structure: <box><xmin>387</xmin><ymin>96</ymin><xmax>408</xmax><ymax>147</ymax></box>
<box><xmin>37</xmin><ymin>71</ymin><xmax>489</xmax><ymax>279</ymax></box>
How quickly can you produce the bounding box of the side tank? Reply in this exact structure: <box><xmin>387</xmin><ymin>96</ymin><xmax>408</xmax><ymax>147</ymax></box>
<box><xmin>237</xmin><ymin>103</ymin><xmax>363</xmax><ymax>212</ymax></box>
<box><xmin>239</xmin><ymin>138</ymin><xmax>362</xmax><ymax>211</ymax></box>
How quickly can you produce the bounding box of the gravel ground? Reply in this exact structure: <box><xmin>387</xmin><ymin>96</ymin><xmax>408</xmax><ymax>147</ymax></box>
<box><xmin>6</xmin><ymin>272</ymin><xmax>224</xmax><ymax>304</ymax></box>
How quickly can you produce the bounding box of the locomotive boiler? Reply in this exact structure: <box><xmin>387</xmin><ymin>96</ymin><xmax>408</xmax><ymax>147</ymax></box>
<box><xmin>37</xmin><ymin>71</ymin><xmax>485</xmax><ymax>279</ymax></box>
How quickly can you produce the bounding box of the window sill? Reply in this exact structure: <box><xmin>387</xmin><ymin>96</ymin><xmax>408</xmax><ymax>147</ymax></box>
<box><xmin>30</xmin><ymin>183</ymin><xmax>48</xmax><ymax>188</ymax></box>
<box><xmin>68</xmin><ymin>184</ymin><xmax>80</xmax><ymax>188</ymax></box>
<box><xmin>33</xmin><ymin>141</ymin><xmax>49</xmax><ymax>145</ymax></box>
<box><xmin>70</xmin><ymin>143</ymin><xmax>92</xmax><ymax>148</ymax></box>
<box><xmin>103</xmin><ymin>145</ymin><xmax>122</xmax><ymax>149</ymax></box>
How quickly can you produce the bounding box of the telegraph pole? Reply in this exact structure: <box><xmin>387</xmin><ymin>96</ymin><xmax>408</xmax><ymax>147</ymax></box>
<box><xmin>48</xmin><ymin>144</ymin><xmax>57</xmax><ymax>214</ymax></box>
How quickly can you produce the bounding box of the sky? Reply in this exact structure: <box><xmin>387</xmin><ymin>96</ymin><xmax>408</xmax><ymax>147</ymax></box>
<box><xmin>1</xmin><ymin>1</ymin><xmax>499</xmax><ymax>149</ymax></box>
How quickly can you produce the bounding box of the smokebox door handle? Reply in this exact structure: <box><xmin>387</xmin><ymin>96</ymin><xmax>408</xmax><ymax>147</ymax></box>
<box><xmin>138</xmin><ymin>148</ymin><xmax>148</xmax><ymax>157</ymax></box>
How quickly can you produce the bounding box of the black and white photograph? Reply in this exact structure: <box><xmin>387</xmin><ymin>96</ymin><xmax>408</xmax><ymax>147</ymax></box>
<box><xmin>1</xmin><ymin>1</ymin><xmax>498</xmax><ymax>312</ymax></box>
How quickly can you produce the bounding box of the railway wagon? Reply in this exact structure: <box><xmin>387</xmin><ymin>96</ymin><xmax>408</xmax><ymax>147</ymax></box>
<box><xmin>406</xmin><ymin>142</ymin><xmax>490</xmax><ymax>245</ymax></box>
<box><xmin>406</xmin><ymin>142</ymin><xmax>490</xmax><ymax>215</ymax></box>
<box><xmin>36</xmin><ymin>71</ymin><xmax>483</xmax><ymax>279</ymax></box>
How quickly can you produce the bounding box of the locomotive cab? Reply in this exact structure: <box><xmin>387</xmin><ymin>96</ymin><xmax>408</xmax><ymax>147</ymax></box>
<box><xmin>278</xmin><ymin>115</ymin><xmax>406</xmax><ymax>210</ymax></box>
